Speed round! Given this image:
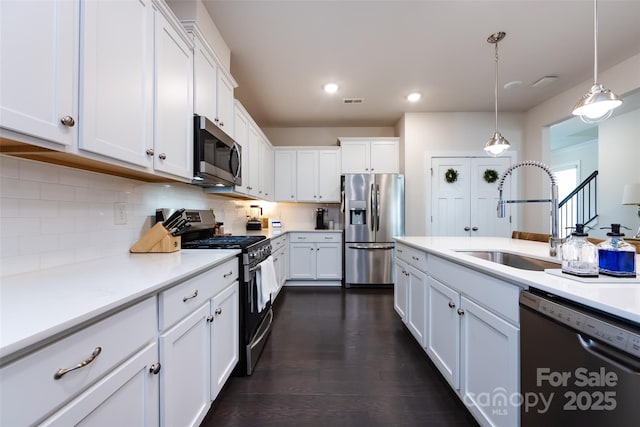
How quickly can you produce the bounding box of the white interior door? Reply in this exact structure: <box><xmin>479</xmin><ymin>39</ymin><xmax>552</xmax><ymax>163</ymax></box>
<box><xmin>431</xmin><ymin>158</ymin><xmax>471</xmax><ymax>236</ymax></box>
<box><xmin>431</xmin><ymin>157</ymin><xmax>511</xmax><ymax>237</ymax></box>
<box><xmin>470</xmin><ymin>157</ymin><xmax>511</xmax><ymax>237</ymax></box>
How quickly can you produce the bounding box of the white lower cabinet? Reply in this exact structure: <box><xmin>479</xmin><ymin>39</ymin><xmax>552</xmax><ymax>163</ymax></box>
<box><xmin>394</xmin><ymin>248</ymin><xmax>520</xmax><ymax>427</ymax></box>
<box><xmin>460</xmin><ymin>296</ymin><xmax>519</xmax><ymax>427</ymax></box>
<box><xmin>210</xmin><ymin>282</ymin><xmax>239</xmax><ymax>400</ymax></box>
<box><xmin>393</xmin><ymin>258</ymin><xmax>409</xmax><ymax>321</ymax></box>
<box><xmin>289</xmin><ymin>233</ymin><xmax>342</xmax><ymax>281</ymax></box>
<box><xmin>271</xmin><ymin>234</ymin><xmax>288</xmax><ymax>300</ymax></box>
<box><xmin>1</xmin><ymin>259</ymin><xmax>240</xmax><ymax>427</ymax></box>
<box><xmin>41</xmin><ymin>342</ymin><xmax>160</xmax><ymax>427</ymax></box>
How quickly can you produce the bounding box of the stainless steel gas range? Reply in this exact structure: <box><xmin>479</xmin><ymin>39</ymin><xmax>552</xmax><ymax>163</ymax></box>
<box><xmin>156</xmin><ymin>209</ymin><xmax>273</xmax><ymax>376</ymax></box>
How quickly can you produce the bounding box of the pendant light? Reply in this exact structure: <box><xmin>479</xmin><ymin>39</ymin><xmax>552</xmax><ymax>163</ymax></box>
<box><xmin>572</xmin><ymin>0</ymin><xmax>623</xmax><ymax>123</ymax></box>
<box><xmin>484</xmin><ymin>32</ymin><xmax>510</xmax><ymax>157</ymax></box>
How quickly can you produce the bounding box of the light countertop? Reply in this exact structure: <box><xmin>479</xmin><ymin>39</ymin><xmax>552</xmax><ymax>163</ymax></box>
<box><xmin>395</xmin><ymin>236</ymin><xmax>640</xmax><ymax>324</ymax></box>
<box><xmin>0</xmin><ymin>249</ymin><xmax>239</xmax><ymax>361</ymax></box>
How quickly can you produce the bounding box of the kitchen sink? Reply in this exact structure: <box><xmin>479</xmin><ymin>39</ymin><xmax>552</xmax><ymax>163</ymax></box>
<box><xmin>455</xmin><ymin>250</ymin><xmax>561</xmax><ymax>271</ymax></box>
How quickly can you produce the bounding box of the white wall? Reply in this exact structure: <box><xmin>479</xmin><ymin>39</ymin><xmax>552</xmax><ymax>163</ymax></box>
<box><xmin>401</xmin><ymin>112</ymin><xmax>525</xmax><ymax>235</ymax></box>
<box><xmin>551</xmin><ymin>140</ymin><xmax>598</xmax><ymax>184</ymax></box>
<box><xmin>263</xmin><ymin>126</ymin><xmax>395</xmax><ymax>147</ymax></box>
<box><xmin>523</xmin><ymin>53</ymin><xmax>640</xmax><ymax>233</ymax></box>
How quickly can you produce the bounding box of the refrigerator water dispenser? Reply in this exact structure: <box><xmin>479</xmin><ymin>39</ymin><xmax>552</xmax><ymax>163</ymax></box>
<box><xmin>349</xmin><ymin>201</ymin><xmax>367</xmax><ymax>225</ymax></box>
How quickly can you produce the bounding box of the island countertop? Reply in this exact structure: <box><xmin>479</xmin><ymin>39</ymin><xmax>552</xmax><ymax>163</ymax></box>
<box><xmin>394</xmin><ymin>236</ymin><xmax>640</xmax><ymax>324</ymax></box>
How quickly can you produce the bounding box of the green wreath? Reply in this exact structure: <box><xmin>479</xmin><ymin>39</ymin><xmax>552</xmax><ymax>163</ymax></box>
<box><xmin>445</xmin><ymin>168</ymin><xmax>459</xmax><ymax>183</ymax></box>
<box><xmin>483</xmin><ymin>168</ymin><xmax>499</xmax><ymax>184</ymax></box>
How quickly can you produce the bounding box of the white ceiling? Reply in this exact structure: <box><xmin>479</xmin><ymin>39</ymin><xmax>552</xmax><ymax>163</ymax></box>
<box><xmin>202</xmin><ymin>0</ymin><xmax>640</xmax><ymax>128</ymax></box>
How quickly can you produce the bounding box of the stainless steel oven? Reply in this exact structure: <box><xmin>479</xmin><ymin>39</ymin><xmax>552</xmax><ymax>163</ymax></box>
<box><xmin>520</xmin><ymin>289</ymin><xmax>640</xmax><ymax>426</ymax></box>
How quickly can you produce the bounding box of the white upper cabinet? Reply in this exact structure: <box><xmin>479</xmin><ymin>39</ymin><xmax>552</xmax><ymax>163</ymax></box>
<box><xmin>79</xmin><ymin>0</ymin><xmax>154</xmax><ymax>167</ymax></box>
<box><xmin>0</xmin><ymin>0</ymin><xmax>78</xmax><ymax>146</ymax></box>
<box><xmin>233</xmin><ymin>101</ymin><xmax>250</xmax><ymax>194</ymax></box>
<box><xmin>339</xmin><ymin>138</ymin><xmax>399</xmax><ymax>174</ymax></box>
<box><xmin>153</xmin><ymin>4</ymin><xmax>194</xmax><ymax>179</ymax></box>
<box><xmin>274</xmin><ymin>149</ymin><xmax>297</xmax><ymax>201</ymax></box>
<box><xmin>188</xmin><ymin>26</ymin><xmax>236</xmax><ymax>139</ymax></box>
<box><xmin>276</xmin><ymin>148</ymin><xmax>340</xmax><ymax>203</ymax></box>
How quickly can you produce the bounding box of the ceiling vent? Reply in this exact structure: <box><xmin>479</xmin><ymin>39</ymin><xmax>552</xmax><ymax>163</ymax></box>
<box><xmin>343</xmin><ymin>98</ymin><xmax>364</xmax><ymax>104</ymax></box>
<box><xmin>532</xmin><ymin>76</ymin><xmax>558</xmax><ymax>88</ymax></box>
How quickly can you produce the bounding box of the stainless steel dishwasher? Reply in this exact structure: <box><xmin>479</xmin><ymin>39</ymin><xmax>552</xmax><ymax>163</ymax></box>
<box><xmin>520</xmin><ymin>289</ymin><xmax>640</xmax><ymax>426</ymax></box>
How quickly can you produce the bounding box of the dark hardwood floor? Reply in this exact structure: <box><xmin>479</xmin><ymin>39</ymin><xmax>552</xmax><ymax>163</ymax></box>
<box><xmin>201</xmin><ymin>287</ymin><xmax>479</xmax><ymax>427</ymax></box>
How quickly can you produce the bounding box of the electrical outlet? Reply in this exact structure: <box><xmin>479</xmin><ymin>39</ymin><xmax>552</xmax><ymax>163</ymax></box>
<box><xmin>114</xmin><ymin>202</ymin><xmax>127</xmax><ymax>225</ymax></box>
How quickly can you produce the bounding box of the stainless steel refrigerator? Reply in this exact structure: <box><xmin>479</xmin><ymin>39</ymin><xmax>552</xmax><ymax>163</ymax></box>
<box><xmin>342</xmin><ymin>174</ymin><xmax>405</xmax><ymax>287</ymax></box>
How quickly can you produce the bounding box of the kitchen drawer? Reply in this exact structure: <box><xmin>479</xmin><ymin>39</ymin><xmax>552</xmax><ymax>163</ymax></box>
<box><xmin>396</xmin><ymin>244</ymin><xmax>428</xmax><ymax>272</ymax></box>
<box><xmin>289</xmin><ymin>232</ymin><xmax>342</xmax><ymax>243</ymax></box>
<box><xmin>271</xmin><ymin>234</ymin><xmax>287</xmax><ymax>250</ymax></box>
<box><xmin>0</xmin><ymin>297</ymin><xmax>157</xmax><ymax>427</ymax></box>
<box><xmin>159</xmin><ymin>258</ymin><xmax>238</xmax><ymax>330</ymax></box>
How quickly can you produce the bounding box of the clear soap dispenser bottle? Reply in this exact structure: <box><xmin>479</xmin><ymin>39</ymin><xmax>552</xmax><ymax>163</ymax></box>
<box><xmin>597</xmin><ymin>224</ymin><xmax>636</xmax><ymax>278</ymax></box>
<box><xmin>561</xmin><ymin>224</ymin><xmax>599</xmax><ymax>277</ymax></box>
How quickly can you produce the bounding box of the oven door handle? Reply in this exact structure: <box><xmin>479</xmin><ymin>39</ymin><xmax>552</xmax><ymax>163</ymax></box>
<box><xmin>577</xmin><ymin>334</ymin><xmax>640</xmax><ymax>374</ymax></box>
<box><xmin>250</xmin><ymin>308</ymin><xmax>273</xmax><ymax>349</ymax></box>
<box><xmin>249</xmin><ymin>263</ymin><xmax>263</xmax><ymax>274</ymax></box>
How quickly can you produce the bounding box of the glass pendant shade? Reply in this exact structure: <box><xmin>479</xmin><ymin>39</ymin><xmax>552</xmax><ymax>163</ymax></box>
<box><xmin>484</xmin><ymin>131</ymin><xmax>510</xmax><ymax>157</ymax></box>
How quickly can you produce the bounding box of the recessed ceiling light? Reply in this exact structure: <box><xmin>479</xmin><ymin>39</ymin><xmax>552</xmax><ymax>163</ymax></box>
<box><xmin>323</xmin><ymin>83</ymin><xmax>339</xmax><ymax>93</ymax></box>
<box><xmin>407</xmin><ymin>92</ymin><xmax>422</xmax><ymax>102</ymax></box>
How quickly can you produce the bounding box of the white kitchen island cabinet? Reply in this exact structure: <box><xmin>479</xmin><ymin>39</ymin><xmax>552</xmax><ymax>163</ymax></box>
<box><xmin>394</xmin><ymin>238</ymin><xmax>521</xmax><ymax>427</ymax></box>
<box><xmin>288</xmin><ymin>232</ymin><xmax>342</xmax><ymax>283</ymax></box>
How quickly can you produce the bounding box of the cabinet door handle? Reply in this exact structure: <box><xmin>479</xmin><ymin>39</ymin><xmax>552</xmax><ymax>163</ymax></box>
<box><xmin>60</xmin><ymin>115</ymin><xmax>75</xmax><ymax>127</ymax></box>
<box><xmin>206</xmin><ymin>315</ymin><xmax>214</xmax><ymax>323</ymax></box>
<box><xmin>457</xmin><ymin>308</ymin><xmax>465</xmax><ymax>316</ymax></box>
<box><xmin>412</xmin><ymin>256</ymin><xmax>419</xmax><ymax>261</ymax></box>
<box><xmin>223</xmin><ymin>271</ymin><xmax>233</xmax><ymax>278</ymax></box>
<box><xmin>448</xmin><ymin>301</ymin><xmax>456</xmax><ymax>309</ymax></box>
<box><xmin>464</xmin><ymin>226</ymin><xmax>471</xmax><ymax>231</ymax></box>
<box><xmin>149</xmin><ymin>362</ymin><xmax>161</xmax><ymax>375</ymax></box>
<box><xmin>146</xmin><ymin>148</ymin><xmax>154</xmax><ymax>156</ymax></box>
<box><xmin>158</xmin><ymin>153</ymin><xmax>167</xmax><ymax>160</ymax></box>
<box><xmin>472</xmin><ymin>226</ymin><xmax>478</xmax><ymax>231</ymax></box>
<box><xmin>215</xmin><ymin>308</ymin><xmax>222</xmax><ymax>315</ymax></box>
<box><xmin>219</xmin><ymin>122</ymin><xmax>224</xmax><ymax>127</ymax></box>
<box><xmin>182</xmin><ymin>289</ymin><xmax>198</xmax><ymax>302</ymax></box>
<box><xmin>54</xmin><ymin>347</ymin><xmax>102</xmax><ymax>380</ymax></box>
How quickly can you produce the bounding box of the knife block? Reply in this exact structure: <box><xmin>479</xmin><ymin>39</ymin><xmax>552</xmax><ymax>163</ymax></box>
<box><xmin>130</xmin><ymin>222</ymin><xmax>181</xmax><ymax>253</ymax></box>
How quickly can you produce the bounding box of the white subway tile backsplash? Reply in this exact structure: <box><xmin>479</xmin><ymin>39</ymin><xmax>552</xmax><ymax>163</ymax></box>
<box><xmin>19</xmin><ymin>199</ymin><xmax>59</xmax><ymax>218</ymax></box>
<box><xmin>0</xmin><ymin>155</ymin><xmax>20</xmax><ymax>178</ymax></box>
<box><xmin>19</xmin><ymin>160</ymin><xmax>60</xmax><ymax>183</ymax></box>
<box><xmin>1</xmin><ymin>156</ymin><xmax>325</xmax><ymax>277</ymax></box>
<box><xmin>1</xmin><ymin>177</ymin><xmax>40</xmax><ymax>199</ymax></box>
<box><xmin>41</xmin><ymin>183</ymin><xmax>75</xmax><ymax>201</ymax></box>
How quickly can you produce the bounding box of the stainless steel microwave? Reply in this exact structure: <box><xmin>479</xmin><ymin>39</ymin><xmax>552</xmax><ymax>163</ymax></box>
<box><xmin>192</xmin><ymin>115</ymin><xmax>241</xmax><ymax>187</ymax></box>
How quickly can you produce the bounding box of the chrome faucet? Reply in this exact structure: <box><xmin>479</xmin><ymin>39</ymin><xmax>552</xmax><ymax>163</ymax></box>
<box><xmin>497</xmin><ymin>160</ymin><xmax>564</xmax><ymax>257</ymax></box>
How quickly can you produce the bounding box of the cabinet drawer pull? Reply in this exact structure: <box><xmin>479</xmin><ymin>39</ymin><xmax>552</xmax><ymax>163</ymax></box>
<box><xmin>206</xmin><ymin>315</ymin><xmax>214</xmax><ymax>323</ymax></box>
<box><xmin>215</xmin><ymin>308</ymin><xmax>222</xmax><ymax>315</ymax></box>
<box><xmin>223</xmin><ymin>271</ymin><xmax>233</xmax><ymax>278</ymax></box>
<box><xmin>54</xmin><ymin>347</ymin><xmax>102</xmax><ymax>380</ymax></box>
<box><xmin>60</xmin><ymin>115</ymin><xmax>75</xmax><ymax>127</ymax></box>
<box><xmin>149</xmin><ymin>362</ymin><xmax>161</xmax><ymax>375</ymax></box>
<box><xmin>457</xmin><ymin>308</ymin><xmax>465</xmax><ymax>316</ymax></box>
<box><xmin>448</xmin><ymin>301</ymin><xmax>456</xmax><ymax>309</ymax></box>
<box><xmin>182</xmin><ymin>290</ymin><xmax>198</xmax><ymax>302</ymax></box>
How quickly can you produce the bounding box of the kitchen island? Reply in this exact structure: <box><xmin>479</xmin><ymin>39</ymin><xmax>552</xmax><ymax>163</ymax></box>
<box><xmin>393</xmin><ymin>236</ymin><xmax>639</xmax><ymax>427</ymax></box>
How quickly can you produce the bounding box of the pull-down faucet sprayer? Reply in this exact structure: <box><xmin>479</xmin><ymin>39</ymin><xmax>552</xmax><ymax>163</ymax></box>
<box><xmin>497</xmin><ymin>161</ymin><xmax>564</xmax><ymax>257</ymax></box>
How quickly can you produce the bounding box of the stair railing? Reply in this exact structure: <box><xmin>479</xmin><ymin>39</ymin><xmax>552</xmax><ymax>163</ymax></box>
<box><xmin>558</xmin><ymin>170</ymin><xmax>598</xmax><ymax>239</ymax></box>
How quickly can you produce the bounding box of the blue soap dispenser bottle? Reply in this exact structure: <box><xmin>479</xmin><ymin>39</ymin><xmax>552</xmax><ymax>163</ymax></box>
<box><xmin>597</xmin><ymin>224</ymin><xmax>636</xmax><ymax>278</ymax></box>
